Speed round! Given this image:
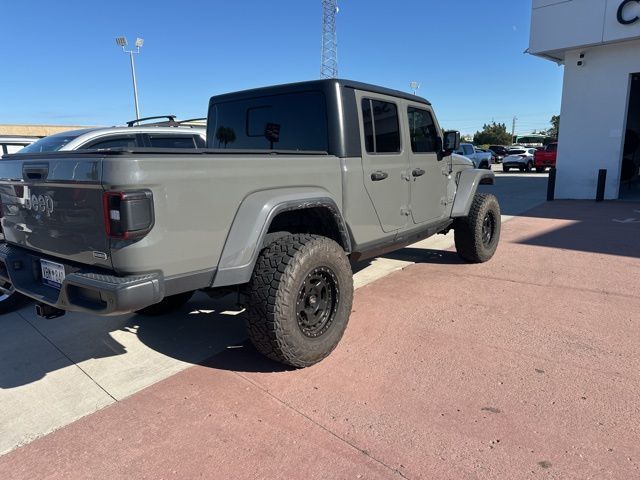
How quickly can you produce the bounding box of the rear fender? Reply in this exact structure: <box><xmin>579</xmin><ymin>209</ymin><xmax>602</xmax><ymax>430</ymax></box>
<box><xmin>212</xmin><ymin>188</ymin><xmax>349</xmax><ymax>288</ymax></box>
<box><xmin>451</xmin><ymin>169</ymin><xmax>495</xmax><ymax>218</ymax></box>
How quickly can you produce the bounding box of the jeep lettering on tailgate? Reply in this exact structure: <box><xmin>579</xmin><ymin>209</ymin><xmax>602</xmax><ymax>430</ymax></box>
<box><xmin>24</xmin><ymin>193</ymin><xmax>54</xmax><ymax>215</ymax></box>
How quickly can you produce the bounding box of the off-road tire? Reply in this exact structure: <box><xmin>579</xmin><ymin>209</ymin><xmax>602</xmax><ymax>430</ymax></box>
<box><xmin>245</xmin><ymin>234</ymin><xmax>354</xmax><ymax>368</ymax></box>
<box><xmin>454</xmin><ymin>193</ymin><xmax>501</xmax><ymax>263</ymax></box>
<box><xmin>136</xmin><ymin>291</ymin><xmax>195</xmax><ymax>316</ymax></box>
<box><xmin>503</xmin><ymin>166</ymin><xmax>510</xmax><ymax>173</ymax></box>
<box><xmin>536</xmin><ymin>167</ymin><xmax>545</xmax><ymax>173</ymax></box>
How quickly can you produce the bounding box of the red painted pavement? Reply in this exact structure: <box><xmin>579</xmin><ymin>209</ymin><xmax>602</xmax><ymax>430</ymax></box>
<box><xmin>1</xmin><ymin>201</ymin><xmax>639</xmax><ymax>479</ymax></box>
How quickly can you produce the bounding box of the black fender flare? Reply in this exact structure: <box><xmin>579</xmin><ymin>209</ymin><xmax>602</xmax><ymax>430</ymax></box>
<box><xmin>451</xmin><ymin>169</ymin><xmax>495</xmax><ymax>218</ymax></box>
<box><xmin>212</xmin><ymin>188</ymin><xmax>350</xmax><ymax>287</ymax></box>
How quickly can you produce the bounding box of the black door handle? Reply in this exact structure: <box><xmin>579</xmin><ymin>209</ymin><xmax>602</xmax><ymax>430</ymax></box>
<box><xmin>412</xmin><ymin>168</ymin><xmax>426</xmax><ymax>178</ymax></box>
<box><xmin>371</xmin><ymin>171</ymin><xmax>389</xmax><ymax>181</ymax></box>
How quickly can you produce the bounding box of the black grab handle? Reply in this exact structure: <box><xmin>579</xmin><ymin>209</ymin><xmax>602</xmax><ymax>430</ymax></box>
<box><xmin>23</xmin><ymin>163</ymin><xmax>49</xmax><ymax>180</ymax></box>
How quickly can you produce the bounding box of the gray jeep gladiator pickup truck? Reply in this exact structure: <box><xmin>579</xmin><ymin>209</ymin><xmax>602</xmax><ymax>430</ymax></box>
<box><xmin>0</xmin><ymin>79</ymin><xmax>500</xmax><ymax>367</ymax></box>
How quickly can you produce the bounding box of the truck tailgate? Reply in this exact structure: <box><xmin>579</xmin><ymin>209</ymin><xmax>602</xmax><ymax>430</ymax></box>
<box><xmin>0</xmin><ymin>155</ymin><xmax>111</xmax><ymax>269</ymax></box>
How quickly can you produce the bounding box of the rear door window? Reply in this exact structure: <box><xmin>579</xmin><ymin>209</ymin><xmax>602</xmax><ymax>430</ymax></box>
<box><xmin>361</xmin><ymin>99</ymin><xmax>401</xmax><ymax>154</ymax></box>
<box><xmin>84</xmin><ymin>136</ymin><xmax>138</xmax><ymax>150</ymax></box>
<box><xmin>148</xmin><ymin>135</ymin><xmax>197</xmax><ymax>149</ymax></box>
<box><xmin>407</xmin><ymin>107</ymin><xmax>438</xmax><ymax>153</ymax></box>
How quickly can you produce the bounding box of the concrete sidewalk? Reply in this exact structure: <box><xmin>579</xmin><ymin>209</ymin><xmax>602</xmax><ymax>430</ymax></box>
<box><xmin>1</xmin><ymin>199</ymin><xmax>638</xmax><ymax>479</ymax></box>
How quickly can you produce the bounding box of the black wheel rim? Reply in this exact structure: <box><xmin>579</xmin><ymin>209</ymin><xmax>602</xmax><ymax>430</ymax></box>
<box><xmin>296</xmin><ymin>266</ymin><xmax>339</xmax><ymax>338</ymax></box>
<box><xmin>482</xmin><ymin>212</ymin><xmax>496</xmax><ymax>247</ymax></box>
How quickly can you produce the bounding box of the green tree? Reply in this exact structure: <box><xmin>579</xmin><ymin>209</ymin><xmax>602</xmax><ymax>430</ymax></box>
<box><xmin>473</xmin><ymin>122</ymin><xmax>512</xmax><ymax>146</ymax></box>
<box><xmin>549</xmin><ymin>115</ymin><xmax>560</xmax><ymax>138</ymax></box>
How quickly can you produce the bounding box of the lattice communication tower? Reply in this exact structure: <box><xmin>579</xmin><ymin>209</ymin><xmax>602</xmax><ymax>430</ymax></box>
<box><xmin>321</xmin><ymin>0</ymin><xmax>338</xmax><ymax>79</ymax></box>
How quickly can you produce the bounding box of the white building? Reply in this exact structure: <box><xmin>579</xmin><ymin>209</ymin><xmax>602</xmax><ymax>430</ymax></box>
<box><xmin>529</xmin><ymin>0</ymin><xmax>640</xmax><ymax>200</ymax></box>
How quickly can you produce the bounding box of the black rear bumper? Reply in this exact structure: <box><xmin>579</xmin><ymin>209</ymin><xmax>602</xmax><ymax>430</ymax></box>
<box><xmin>0</xmin><ymin>243</ymin><xmax>163</xmax><ymax>315</ymax></box>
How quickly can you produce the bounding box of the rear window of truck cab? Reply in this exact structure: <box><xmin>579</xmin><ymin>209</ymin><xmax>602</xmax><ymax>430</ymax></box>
<box><xmin>208</xmin><ymin>91</ymin><xmax>328</xmax><ymax>152</ymax></box>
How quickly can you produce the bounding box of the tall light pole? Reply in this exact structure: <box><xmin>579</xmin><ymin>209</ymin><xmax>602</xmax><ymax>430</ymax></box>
<box><xmin>409</xmin><ymin>81</ymin><xmax>421</xmax><ymax>95</ymax></box>
<box><xmin>116</xmin><ymin>36</ymin><xmax>144</xmax><ymax>120</ymax></box>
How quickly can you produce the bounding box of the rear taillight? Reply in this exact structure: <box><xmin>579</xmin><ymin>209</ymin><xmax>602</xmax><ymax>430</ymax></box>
<box><xmin>102</xmin><ymin>190</ymin><xmax>154</xmax><ymax>239</ymax></box>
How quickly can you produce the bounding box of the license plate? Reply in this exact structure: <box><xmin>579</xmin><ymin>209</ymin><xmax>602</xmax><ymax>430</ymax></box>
<box><xmin>41</xmin><ymin>259</ymin><xmax>65</xmax><ymax>289</ymax></box>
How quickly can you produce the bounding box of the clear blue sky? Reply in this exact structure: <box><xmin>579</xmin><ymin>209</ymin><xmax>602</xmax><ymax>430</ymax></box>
<box><xmin>0</xmin><ymin>0</ymin><xmax>563</xmax><ymax>136</ymax></box>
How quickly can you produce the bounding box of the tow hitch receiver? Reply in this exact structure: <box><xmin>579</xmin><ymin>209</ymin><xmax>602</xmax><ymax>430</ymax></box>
<box><xmin>35</xmin><ymin>303</ymin><xmax>66</xmax><ymax>319</ymax></box>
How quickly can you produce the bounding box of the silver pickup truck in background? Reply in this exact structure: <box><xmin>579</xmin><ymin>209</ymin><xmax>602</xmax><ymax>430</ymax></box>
<box><xmin>0</xmin><ymin>79</ymin><xmax>500</xmax><ymax>367</ymax></box>
<box><xmin>455</xmin><ymin>143</ymin><xmax>493</xmax><ymax>169</ymax></box>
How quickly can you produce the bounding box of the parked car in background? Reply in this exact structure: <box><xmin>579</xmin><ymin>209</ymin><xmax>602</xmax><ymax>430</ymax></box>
<box><xmin>0</xmin><ymin>136</ymin><xmax>39</xmax><ymax>156</ymax></box>
<box><xmin>477</xmin><ymin>148</ymin><xmax>499</xmax><ymax>165</ymax></box>
<box><xmin>19</xmin><ymin>117</ymin><xmax>206</xmax><ymax>154</ymax></box>
<box><xmin>488</xmin><ymin>145</ymin><xmax>509</xmax><ymax>163</ymax></box>
<box><xmin>502</xmin><ymin>148</ymin><xmax>537</xmax><ymax>172</ymax></box>
<box><xmin>0</xmin><ymin>116</ymin><xmax>206</xmax><ymax>313</ymax></box>
<box><xmin>533</xmin><ymin>142</ymin><xmax>557</xmax><ymax>172</ymax></box>
<box><xmin>455</xmin><ymin>143</ymin><xmax>492</xmax><ymax>169</ymax></box>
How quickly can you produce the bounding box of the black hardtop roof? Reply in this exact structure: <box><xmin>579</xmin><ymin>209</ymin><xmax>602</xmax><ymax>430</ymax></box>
<box><xmin>209</xmin><ymin>79</ymin><xmax>431</xmax><ymax>106</ymax></box>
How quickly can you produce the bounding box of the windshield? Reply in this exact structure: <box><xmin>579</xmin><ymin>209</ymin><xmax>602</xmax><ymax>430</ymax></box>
<box><xmin>19</xmin><ymin>134</ymin><xmax>80</xmax><ymax>153</ymax></box>
<box><xmin>546</xmin><ymin>143</ymin><xmax>557</xmax><ymax>152</ymax></box>
<box><xmin>507</xmin><ymin>150</ymin><xmax>526</xmax><ymax>155</ymax></box>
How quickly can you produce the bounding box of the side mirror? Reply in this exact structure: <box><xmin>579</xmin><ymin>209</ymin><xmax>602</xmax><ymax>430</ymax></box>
<box><xmin>442</xmin><ymin>130</ymin><xmax>461</xmax><ymax>155</ymax></box>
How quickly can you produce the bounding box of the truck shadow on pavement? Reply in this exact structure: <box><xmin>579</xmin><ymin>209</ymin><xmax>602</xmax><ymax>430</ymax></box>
<box><xmin>0</xmin><ymin>294</ymin><xmax>295</xmax><ymax>389</ymax></box>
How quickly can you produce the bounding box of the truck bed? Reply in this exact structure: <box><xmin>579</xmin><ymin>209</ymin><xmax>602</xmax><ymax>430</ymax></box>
<box><xmin>0</xmin><ymin>149</ymin><xmax>341</xmax><ymax>278</ymax></box>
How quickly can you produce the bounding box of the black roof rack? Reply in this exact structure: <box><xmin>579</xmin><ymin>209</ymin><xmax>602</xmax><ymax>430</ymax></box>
<box><xmin>178</xmin><ymin>117</ymin><xmax>206</xmax><ymax>126</ymax></box>
<box><xmin>125</xmin><ymin>115</ymin><xmax>205</xmax><ymax>128</ymax></box>
<box><xmin>126</xmin><ymin>115</ymin><xmax>178</xmax><ymax>127</ymax></box>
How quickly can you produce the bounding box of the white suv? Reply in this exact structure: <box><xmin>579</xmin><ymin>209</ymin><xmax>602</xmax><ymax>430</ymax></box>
<box><xmin>0</xmin><ymin>136</ymin><xmax>39</xmax><ymax>155</ymax></box>
<box><xmin>19</xmin><ymin>117</ymin><xmax>206</xmax><ymax>154</ymax></box>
